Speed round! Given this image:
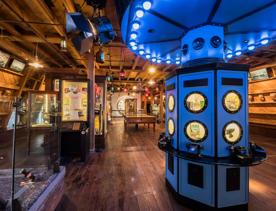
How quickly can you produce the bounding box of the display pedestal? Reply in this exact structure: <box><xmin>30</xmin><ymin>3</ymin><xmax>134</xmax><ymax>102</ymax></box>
<box><xmin>162</xmin><ymin>62</ymin><xmax>266</xmax><ymax>210</ymax></box>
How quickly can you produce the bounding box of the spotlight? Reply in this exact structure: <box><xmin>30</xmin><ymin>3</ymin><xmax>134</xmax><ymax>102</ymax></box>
<box><xmin>235</xmin><ymin>50</ymin><xmax>242</xmax><ymax>56</ymax></box>
<box><xmin>148</xmin><ymin>79</ymin><xmax>155</xmax><ymax>85</ymax></box>
<box><xmin>157</xmin><ymin>58</ymin><xmax>162</xmax><ymax>63</ymax></box>
<box><xmin>142</xmin><ymin>0</ymin><xmax>152</xmax><ymax>10</ymax></box>
<box><xmin>226</xmin><ymin>53</ymin><xmax>233</xmax><ymax>59</ymax></box>
<box><xmin>176</xmin><ymin>60</ymin><xmax>181</xmax><ymax>65</ymax></box>
<box><xmin>260</xmin><ymin>38</ymin><xmax>270</xmax><ymax>45</ymax></box>
<box><xmin>133</xmin><ymin>85</ymin><xmax>137</xmax><ymax>90</ymax></box>
<box><xmin>145</xmin><ymin>54</ymin><xmax>151</xmax><ymax>59</ymax></box>
<box><xmin>129</xmin><ymin>40</ymin><xmax>136</xmax><ymax>46</ymax></box>
<box><xmin>132</xmin><ymin>21</ymin><xmax>140</xmax><ymax>30</ymax></box>
<box><xmin>247</xmin><ymin>44</ymin><xmax>256</xmax><ymax>51</ymax></box>
<box><xmin>176</xmin><ymin>57</ymin><xmax>181</xmax><ymax>61</ymax></box>
<box><xmin>131</xmin><ymin>45</ymin><xmax>138</xmax><ymax>50</ymax></box>
<box><xmin>130</xmin><ymin>32</ymin><xmax>138</xmax><ymax>39</ymax></box>
<box><xmin>151</xmin><ymin>57</ymin><xmax>157</xmax><ymax>62</ymax></box>
<box><xmin>139</xmin><ymin>49</ymin><xmax>145</xmax><ymax>55</ymax></box>
<box><xmin>136</xmin><ymin>9</ymin><xmax>145</xmax><ymax>18</ymax></box>
<box><xmin>166</xmin><ymin>59</ymin><xmax>171</xmax><ymax>64</ymax></box>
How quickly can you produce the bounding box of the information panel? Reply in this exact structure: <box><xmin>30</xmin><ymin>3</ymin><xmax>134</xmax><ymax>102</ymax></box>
<box><xmin>62</xmin><ymin>80</ymin><xmax>88</xmax><ymax>121</ymax></box>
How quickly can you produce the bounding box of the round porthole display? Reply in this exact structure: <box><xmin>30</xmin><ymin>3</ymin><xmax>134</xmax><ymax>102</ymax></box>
<box><xmin>210</xmin><ymin>36</ymin><xmax>222</xmax><ymax>48</ymax></box>
<box><xmin>185</xmin><ymin>92</ymin><xmax>207</xmax><ymax>113</ymax></box>
<box><xmin>168</xmin><ymin>95</ymin><xmax>175</xmax><ymax>112</ymax></box>
<box><xmin>223</xmin><ymin>91</ymin><xmax>242</xmax><ymax>113</ymax></box>
<box><xmin>168</xmin><ymin>118</ymin><xmax>175</xmax><ymax>136</ymax></box>
<box><xmin>192</xmin><ymin>38</ymin><xmax>205</xmax><ymax>50</ymax></box>
<box><xmin>223</xmin><ymin>121</ymin><xmax>243</xmax><ymax>144</ymax></box>
<box><xmin>185</xmin><ymin>121</ymin><xmax>208</xmax><ymax>142</ymax></box>
<box><xmin>182</xmin><ymin>44</ymin><xmax>189</xmax><ymax>55</ymax></box>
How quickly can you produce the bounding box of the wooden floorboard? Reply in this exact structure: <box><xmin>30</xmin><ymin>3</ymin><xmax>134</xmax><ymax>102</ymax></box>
<box><xmin>59</xmin><ymin>119</ymin><xmax>276</xmax><ymax>211</ymax></box>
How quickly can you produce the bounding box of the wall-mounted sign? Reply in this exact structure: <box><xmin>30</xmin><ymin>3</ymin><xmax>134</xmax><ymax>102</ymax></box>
<box><xmin>223</xmin><ymin>121</ymin><xmax>243</xmax><ymax>144</ymax></box>
<box><xmin>62</xmin><ymin>80</ymin><xmax>88</xmax><ymax>121</ymax></box>
<box><xmin>0</xmin><ymin>51</ymin><xmax>10</xmax><ymax>68</ymax></box>
<box><xmin>250</xmin><ymin>69</ymin><xmax>269</xmax><ymax>80</ymax></box>
<box><xmin>185</xmin><ymin>92</ymin><xmax>207</xmax><ymax>113</ymax></box>
<box><xmin>10</xmin><ymin>59</ymin><xmax>25</xmax><ymax>72</ymax></box>
<box><xmin>168</xmin><ymin>118</ymin><xmax>175</xmax><ymax>136</ymax></box>
<box><xmin>223</xmin><ymin>91</ymin><xmax>242</xmax><ymax>113</ymax></box>
<box><xmin>168</xmin><ymin>94</ymin><xmax>175</xmax><ymax>112</ymax></box>
<box><xmin>185</xmin><ymin>121</ymin><xmax>207</xmax><ymax>142</ymax></box>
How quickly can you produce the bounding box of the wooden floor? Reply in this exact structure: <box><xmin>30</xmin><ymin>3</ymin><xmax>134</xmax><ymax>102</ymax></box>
<box><xmin>58</xmin><ymin>119</ymin><xmax>276</xmax><ymax>211</ymax></box>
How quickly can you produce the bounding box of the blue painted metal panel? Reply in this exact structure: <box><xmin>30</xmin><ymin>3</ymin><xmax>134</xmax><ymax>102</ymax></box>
<box><xmin>165</xmin><ymin>153</ymin><xmax>178</xmax><ymax>190</ymax></box>
<box><xmin>216</xmin><ymin>70</ymin><xmax>248</xmax><ymax>157</ymax></box>
<box><xmin>179</xmin><ymin>71</ymin><xmax>215</xmax><ymax>156</ymax></box>
<box><xmin>179</xmin><ymin>159</ymin><xmax>215</xmax><ymax>206</ymax></box>
<box><xmin>165</xmin><ymin>76</ymin><xmax>178</xmax><ymax>149</ymax></box>
<box><xmin>217</xmin><ymin>166</ymin><xmax>248</xmax><ymax>208</ymax></box>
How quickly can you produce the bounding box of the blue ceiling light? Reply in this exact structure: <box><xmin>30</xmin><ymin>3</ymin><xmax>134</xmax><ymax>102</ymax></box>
<box><xmin>176</xmin><ymin>57</ymin><xmax>181</xmax><ymax>61</ymax></box>
<box><xmin>130</xmin><ymin>32</ymin><xmax>138</xmax><ymax>39</ymax></box>
<box><xmin>131</xmin><ymin>45</ymin><xmax>138</xmax><ymax>50</ymax></box>
<box><xmin>142</xmin><ymin>0</ymin><xmax>152</xmax><ymax>10</ymax></box>
<box><xmin>157</xmin><ymin>58</ymin><xmax>162</xmax><ymax>63</ymax></box>
<box><xmin>247</xmin><ymin>44</ymin><xmax>256</xmax><ymax>51</ymax></box>
<box><xmin>260</xmin><ymin>37</ymin><xmax>270</xmax><ymax>45</ymax></box>
<box><xmin>151</xmin><ymin>57</ymin><xmax>157</xmax><ymax>62</ymax></box>
<box><xmin>166</xmin><ymin>59</ymin><xmax>171</xmax><ymax>64</ymax></box>
<box><xmin>235</xmin><ymin>50</ymin><xmax>242</xmax><ymax>56</ymax></box>
<box><xmin>145</xmin><ymin>54</ymin><xmax>151</xmax><ymax>59</ymax></box>
<box><xmin>226</xmin><ymin>53</ymin><xmax>233</xmax><ymax>59</ymax></box>
<box><xmin>139</xmin><ymin>49</ymin><xmax>145</xmax><ymax>55</ymax></box>
<box><xmin>136</xmin><ymin>9</ymin><xmax>145</xmax><ymax>18</ymax></box>
<box><xmin>176</xmin><ymin>60</ymin><xmax>181</xmax><ymax>65</ymax></box>
<box><xmin>132</xmin><ymin>21</ymin><xmax>140</xmax><ymax>30</ymax></box>
<box><xmin>129</xmin><ymin>40</ymin><xmax>136</xmax><ymax>46</ymax></box>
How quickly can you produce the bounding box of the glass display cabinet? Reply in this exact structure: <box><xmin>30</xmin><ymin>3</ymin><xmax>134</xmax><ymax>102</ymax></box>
<box><xmin>60</xmin><ymin>80</ymin><xmax>90</xmax><ymax>162</ymax></box>
<box><xmin>29</xmin><ymin>92</ymin><xmax>59</xmax><ymax>128</ymax></box>
<box><xmin>95</xmin><ymin>76</ymin><xmax>107</xmax><ymax>151</ymax></box>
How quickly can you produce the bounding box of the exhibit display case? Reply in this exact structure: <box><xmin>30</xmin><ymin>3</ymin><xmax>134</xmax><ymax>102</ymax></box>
<box><xmin>95</xmin><ymin>76</ymin><xmax>107</xmax><ymax>151</ymax></box>
<box><xmin>60</xmin><ymin>80</ymin><xmax>90</xmax><ymax>162</ymax></box>
<box><xmin>29</xmin><ymin>92</ymin><xmax>59</xmax><ymax>128</ymax></box>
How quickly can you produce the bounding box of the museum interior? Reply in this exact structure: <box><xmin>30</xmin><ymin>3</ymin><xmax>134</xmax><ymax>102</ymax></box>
<box><xmin>0</xmin><ymin>0</ymin><xmax>275</xmax><ymax>210</ymax></box>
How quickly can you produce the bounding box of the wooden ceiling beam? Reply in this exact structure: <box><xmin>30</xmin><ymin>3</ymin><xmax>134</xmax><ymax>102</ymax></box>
<box><xmin>1</xmin><ymin>34</ymin><xmax>61</xmax><ymax>44</ymax></box>
<box><xmin>0</xmin><ymin>23</ymin><xmax>61</xmax><ymax>67</ymax></box>
<box><xmin>2</xmin><ymin>0</ymin><xmax>75</xmax><ymax>67</ymax></box>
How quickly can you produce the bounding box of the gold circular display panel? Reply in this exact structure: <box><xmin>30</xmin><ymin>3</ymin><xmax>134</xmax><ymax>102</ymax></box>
<box><xmin>185</xmin><ymin>121</ymin><xmax>207</xmax><ymax>142</ymax></box>
<box><xmin>168</xmin><ymin>95</ymin><xmax>175</xmax><ymax>112</ymax></box>
<box><xmin>223</xmin><ymin>91</ymin><xmax>242</xmax><ymax>113</ymax></box>
<box><xmin>168</xmin><ymin>118</ymin><xmax>175</xmax><ymax>136</ymax></box>
<box><xmin>223</xmin><ymin>121</ymin><xmax>243</xmax><ymax>144</ymax></box>
<box><xmin>185</xmin><ymin>92</ymin><xmax>207</xmax><ymax>113</ymax></box>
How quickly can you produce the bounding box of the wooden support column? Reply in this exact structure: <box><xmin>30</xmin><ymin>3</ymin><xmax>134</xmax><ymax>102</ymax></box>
<box><xmin>87</xmin><ymin>51</ymin><xmax>95</xmax><ymax>151</ymax></box>
<box><xmin>144</xmin><ymin>95</ymin><xmax>147</xmax><ymax>114</ymax></box>
<box><xmin>160</xmin><ymin>88</ymin><xmax>164</xmax><ymax>129</ymax></box>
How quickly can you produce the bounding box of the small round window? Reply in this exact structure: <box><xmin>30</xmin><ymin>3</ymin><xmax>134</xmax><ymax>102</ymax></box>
<box><xmin>223</xmin><ymin>121</ymin><xmax>243</xmax><ymax>144</ymax></box>
<box><xmin>168</xmin><ymin>118</ymin><xmax>175</xmax><ymax>136</ymax></box>
<box><xmin>192</xmin><ymin>38</ymin><xmax>205</xmax><ymax>50</ymax></box>
<box><xmin>168</xmin><ymin>95</ymin><xmax>175</xmax><ymax>112</ymax></box>
<box><xmin>185</xmin><ymin>92</ymin><xmax>207</xmax><ymax>113</ymax></box>
<box><xmin>185</xmin><ymin>121</ymin><xmax>208</xmax><ymax>143</ymax></box>
<box><xmin>223</xmin><ymin>91</ymin><xmax>242</xmax><ymax>113</ymax></box>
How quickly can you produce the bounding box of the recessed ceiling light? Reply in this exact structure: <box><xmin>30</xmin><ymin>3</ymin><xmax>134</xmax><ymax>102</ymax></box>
<box><xmin>136</xmin><ymin>9</ymin><xmax>145</xmax><ymax>18</ymax></box>
<box><xmin>132</xmin><ymin>21</ymin><xmax>140</xmax><ymax>30</ymax></box>
<box><xmin>143</xmin><ymin>0</ymin><xmax>152</xmax><ymax>10</ymax></box>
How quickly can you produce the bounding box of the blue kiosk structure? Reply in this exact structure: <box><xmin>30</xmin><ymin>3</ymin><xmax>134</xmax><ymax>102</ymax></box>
<box><xmin>121</xmin><ymin>0</ymin><xmax>272</xmax><ymax>209</ymax></box>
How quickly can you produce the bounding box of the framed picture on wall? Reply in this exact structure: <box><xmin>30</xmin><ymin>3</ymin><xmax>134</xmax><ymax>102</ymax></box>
<box><xmin>10</xmin><ymin>59</ymin><xmax>25</xmax><ymax>72</ymax></box>
<box><xmin>0</xmin><ymin>50</ymin><xmax>10</xmax><ymax>68</ymax></box>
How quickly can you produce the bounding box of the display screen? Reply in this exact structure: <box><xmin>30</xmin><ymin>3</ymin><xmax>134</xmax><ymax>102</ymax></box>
<box><xmin>223</xmin><ymin>121</ymin><xmax>242</xmax><ymax>144</ymax></box>
<box><xmin>223</xmin><ymin>91</ymin><xmax>242</xmax><ymax>113</ymax></box>
<box><xmin>185</xmin><ymin>121</ymin><xmax>207</xmax><ymax>142</ymax></box>
<box><xmin>168</xmin><ymin>118</ymin><xmax>175</xmax><ymax>136</ymax></box>
<box><xmin>185</xmin><ymin>92</ymin><xmax>207</xmax><ymax>113</ymax></box>
<box><xmin>10</xmin><ymin>59</ymin><xmax>25</xmax><ymax>72</ymax></box>
<box><xmin>168</xmin><ymin>95</ymin><xmax>175</xmax><ymax>112</ymax></box>
<box><xmin>0</xmin><ymin>50</ymin><xmax>10</xmax><ymax>67</ymax></box>
<box><xmin>62</xmin><ymin>81</ymin><xmax>88</xmax><ymax>121</ymax></box>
